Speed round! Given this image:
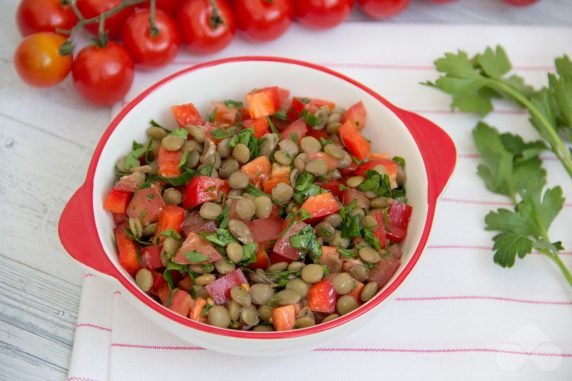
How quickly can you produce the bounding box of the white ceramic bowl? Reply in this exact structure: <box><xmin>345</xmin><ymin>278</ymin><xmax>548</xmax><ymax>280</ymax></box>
<box><xmin>59</xmin><ymin>57</ymin><xmax>456</xmax><ymax>356</ymax></box>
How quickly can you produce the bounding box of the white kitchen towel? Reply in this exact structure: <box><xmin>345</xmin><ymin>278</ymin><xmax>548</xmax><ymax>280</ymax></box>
<box><xmin>67</xmin><ymin>24</ymin><xmax>572</xmax><ymax>381</ymax></box>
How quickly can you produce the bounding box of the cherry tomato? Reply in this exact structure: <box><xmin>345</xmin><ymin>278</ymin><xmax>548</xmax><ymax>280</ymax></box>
<box><xmin>76</xmin><ymin>0</ymin><xmax>135</xmax><ymax>39</ymax></box>
<box><xmin>16</xmin><ymin>0</ymin><xmax>78</xmax><ymax>36</ymax></box>
<box><xmin>177</xmin><ymin>0</ymin><xmax>236</xmax><ymax>55</ymax></box>
<box><xmin>234</xmin><ymin>0</ymin><xmax>293</xmax><ymax>42</ymax></box>
<box><xmin>122</xmin><ymin>9</ymin><xmax>180</xmax><ymax>68</ymax></box>
<box><xmin>14</xmin><ymin>32</ymin><xmax>72</xmax><ymax>88</ymax></box>
<box><xmin>358</xmin><ymin>0</ymin><xmax>409</xmax><ymax>19</ymax></box>
<box><xmin>503</xmin><ymin>0</ymin><xmax>538</xmax><ymax>5</ymax></box>
<box><xmin>72</xmin><ymin>42</ymin><xmax>134</xmax><ymax>105</ymax></box>
<box><xmin>426</xmin><ymin>0</ymin><xmax>456</xmax><ymax>2</ymax></box>
<box><xmin>294</xmin><ymin>0</ymin><xmax>354</xmax><ymax>30</ymax></box>
<box><xmin>138</xmin><ymin>0</ymin><xmax>182</xmax><ymax>15</ymax></box>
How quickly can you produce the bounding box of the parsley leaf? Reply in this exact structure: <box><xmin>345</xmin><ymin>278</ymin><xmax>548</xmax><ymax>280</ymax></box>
<box><xmin>170</xmin><ymin>128</ymin><xmax>189</xmax><ymax>139</ymax></box>
<box><xmin>301</xmin><ymin>109</ymin><xmax>325</xmax><ymax>127</ymax></box>
<box><xmin>158</xmin><ymin>168</ymin><xmax>195</xmax><ymax>187</ymax></box>
<box><xmin>358</xmin><ymin>170</ymin><xmax>392</xmax><ymax>197</ymax></box>
<box><xmin>240</xmin><ymin>242</ymin><xmax>257</xmax><ymax>265</ymax></box>
<box><xmin>211</xmin><ymin>127</ymin><xmax>237</xmax><ymax>140</ymax></box>
<box><xmin>124</xmin><ymin>142</ymin><xmax>147</xmax><ymax>170</ymax></box>
<box><xmin>224</xmin><ymin>99</ymin><xmax>243</xmax><ymax>108</ymax></box>
<box><xmin>293</xmin><ymin>172</ymin><xmax>323</xmax><ymax>204</ymax></box>
<box><xmin>338</xmin><ymin>248</ymin><xmax>357</xmax><ymax>259</ymax></box>
<box><xmin>201</xmin><ymin>228</ymin><xmax>236</xmax><ymax>247</ymax></box>
<box><xmin>229</xmin><ymin>128</ymin><xmax>259</xmax><ymax>157</ymax></box>
<box><xmin>339</xmin><ymin>200</ymin><xmax>361</xmax><ymax>238</ymax></box>
<box><xmin>271</xmin><ymin>110</ymin><xmax>288</xmax><ymax>120</ymax></box>
<box><xmin>289</xmin><ymin>225</ymin><xmax>322</xmax><ymax>262</ymax></box>
<box><xmin>216</xmin><ymin>205</ymin><xmax>231</xmax><ymax>229</ymax></box>
<box><xmin>246</xmin><ymin>184</ymin><xmax>267</xmax><ymax>197</ymax></box>
<box><xmin>184</xmin><ymin>251</ymin><xmax>209</xmax><ymax>263</ymax></box>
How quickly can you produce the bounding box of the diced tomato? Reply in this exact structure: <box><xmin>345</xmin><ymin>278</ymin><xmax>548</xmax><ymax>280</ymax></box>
<box><xmin>268</xmin><ymin>251</ymin><xmax>295</xmax><ymax>264</ymax></box>
<box><xmin>348</xmin><ymin>281</ymin><xmax>365</xmax><ymax>301</ymax></box>
<box><xmin>241</xmin><ymin>156</ymin><xmax>271</xmax><ymax>186</ymax></box>
<box><xmin>183</xmin><ymin>176</ymin><xmax>227</xmax><ymax>209</ymax></box>
<box><xmin>273</xmin><ymin>221</ymin><xmax>307</xmax><ymax>260</ymax></box>
<box><xmin>300</xmin><ymin>192</ymin><xmax>340</xmax><ymax>223</ymax></box>
<box><xmin>171</xmin><ymin>102</ymin><xmax>204</xmax><ymax>127</ymax></box>
<box><xmin>154</xmin><ymin>205</ymin><xmax>185</xmax><ymax>242</ymax></box>
<box><xmin>339</xmin><ymin>120</ymin><xmax>371</xmax><ymax>160</ymax></box>
<box><xmin>247</xmin><ymin>216</ymin><xmax>284</xmax><ymax>243</ymax></box>
<box><xmin>388</xmin><ymin>201</ymin><xmax>413</xmax><ymax>229</ymax></box>
<box><xmin>126</xmin><ymin>186</ymin><xmax>165</xmax><ymax>225</ymax></box>
<box><xmin>319</xmin><ymin>246</ymin><xmax>342</xmax><ymax>273</ymax></box>
<box><xmin>342</xmin><ymin>101</ymin><xmax>367</xmax><ymax>130</ymax></box>
<box><xmin>150</xmin><ymin>270</ymin><xmax>166</xmax><ymax>294</ymax></box>
<box><xmin>166</xmin><ymin>289</ymin><xmax>194</xmax><ymax>316</ymax></box>
<box><xmin>288</xmin><ymin>97</ymin><xmax>335</xmax><ymax>121</ymax></box>
<box><xmin>262</xmin><ymin>163</ymin><xmax>290</xmax><ymax>194</ymax></box>
<box><xmin>173</xmin><ymin>232</ymin><xmax>222</xmax><ymax>265</ymax></box>
<box><xmin>318</xmin><ymin>179</ymin><xmax>344</xmax><ymax>199</ymax></box>
<box><xmin>205</xmin><ymin>269</ymin><xmax>248</xmax><ymax>304</ymax></box>
<box><xmin>307</xmin><ymin>152</ymin><xmax>339</xmax><ymax>171</ymax></box>
<box><xmin>306</xmin><ymin>128</ymin><xmax>329</xmax><ymax>140</ymax></box>
<box><xmin>182</xmin><ymin>211</ymin><xmax>217</xmax><ymax>237</ymax></box>
<box><xmin>307</xmin><ymin>98</ymin><xmax>336</xmax><ymax>112</ymax></box>
<box><xmin>277</xmin><ymin>87</ymin><xmax>290</xmax><ymax>108</ymax></box>
<box><xmin>340</xmin><ymin>161</ymin><xmax>358</xmax><ymax>177</ymax></box>
<box><xmin>307</xmin><ymin>279</ymin><xmax>336</xmax><ymax>313</ymax></box>
<box><xmin>114</xmin><ymin>171</ymin><xmax>144</xmax><ymax>192</ymax></box>
<box><xmin>369</xmin><ymin>209</ymin><xmax>388</xmax><ymax>249</ymax></box>
<box><xmin>114</xmin><ymin>226</ymin><xmax>141</xmax><ymax>276</ymax></box>
<box><xmin>157</xmin><ymin>283</ymin><xmax>170</xmax><ymax>304</ymax></box>
<box><xmin>103</xmin><ymin>189</ymin><xmax>132</xmax><ymax>214</ymax></box>
<box><xmin>157</xmin><ymin>145</ymin><xmax>182</xmax><ymax>178</ymax></box>
<box><xmin>272</xmin><ymin>304</ymin><xmax>296</xmax><ymax>331</ymax></box>
<box><xmin>248</xmin><ymin>246</ymin><xmax>271</xmax><ymax>270</ymax></box>
<box><xmin>113</xmin><ymin>213</ymin><xmax>127</xmax><ymax>224</ymax></box>
<box><xmin>140</xmin><ymin>245</ymin><xmax>163</xmax><ymax>270</ymax></box>
<box><xmin>368</xmin><ymin>245</ymin><xmax>402</xmax><ymax>288</ymax></box>
<box><xmin>211</xmin><ymin>101</ymin><xmax>239</xmax><ymax>124</ymax></box>
<box><xmin>178</xmin><ymin>276</ymin><xmax>193</xmax><ymax>291</ymax></box>
<box><xmin>280</xmin><ymin>118</ymin><xmax>307</xmax><ymax>143</ymax></box>
<box><xmin>342</xmin><ymin>188</ymin><xmax>370</xmax><ymax>210</ymax></box>
<box><xmin>243</xmin><ymin>117</ymin><xmax>269</xmax><ymax>138</ymax></box>
<box><xmin>246</xmin><ymin>87</ymin><xmax>281</xmax><ymax>118</ymax></box>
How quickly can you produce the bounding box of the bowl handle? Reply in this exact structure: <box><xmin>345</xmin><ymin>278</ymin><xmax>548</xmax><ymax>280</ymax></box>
<box><xmin>397</xmin><ymin>110</ymin><xmax>457</xmax><ymax>198</ymax></box>
<box><xmin>58</xmin><ymin>186</ymin><xmax>117</xmax><ymax>276</ymax></box>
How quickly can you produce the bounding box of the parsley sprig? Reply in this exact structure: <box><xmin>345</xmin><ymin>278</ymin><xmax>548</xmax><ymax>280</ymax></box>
<box><xmin>426</xmin><ymin>46</ymin><xmax>572</xmax><ymax>177</ymax></box>
<box><xmin>473</xmin><ymin>123</ymin><xmax>571</xmax><ymax>288</ymax></box>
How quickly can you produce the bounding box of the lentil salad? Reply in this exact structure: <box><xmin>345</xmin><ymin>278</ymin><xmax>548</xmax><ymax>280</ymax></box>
<box><xmin>104</xmin><ymin>86</ymin><xmax>413</xmax><ymax>331</ymax></box>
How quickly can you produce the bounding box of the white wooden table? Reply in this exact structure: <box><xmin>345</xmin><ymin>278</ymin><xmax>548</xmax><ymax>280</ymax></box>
<box><xmin>0</xmin><ymin>0</ymin><xmax>570</xmax><ymax>379</ymax></box>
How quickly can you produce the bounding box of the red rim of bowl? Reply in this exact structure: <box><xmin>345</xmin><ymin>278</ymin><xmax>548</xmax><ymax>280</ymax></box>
<box><xmin>85</xmin><ymin>56</ymin><xmax>439</xmax><ymax>340</ymax></box>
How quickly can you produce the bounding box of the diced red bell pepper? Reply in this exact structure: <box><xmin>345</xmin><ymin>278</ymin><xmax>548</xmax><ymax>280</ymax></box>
<box><xmin>140</xmin><ymin>245</ymin><xmax>163</xmax><ymax>270</ymax></box>
<box><xmin>318</xmin><ymin>179</ymin><xmax>344</xmax><ymax>199</ymax></box>
<box><xmin>354</xmin><ymin>158</ymin><xmax>396</xmax><ymax>177</ymax></box>
<box><xmin>150</xmin><ymin>270</ymin><xmax>166</xmax><ymax>295</ymax></box>
<box><xmin>248</xmin><ymin>246</ymin><xmax>271</xmax><ymax>270</ymax></box>
<box><xmin>183</xmin><ymin>176</ymin><xmax>228</xmax><ymax>209</ymax></box>
<box><xmin>178</xmin><ymin>275</ymin><xmax>194</xmax><ymax>291</ymax></box>
<box><xmin>368</xmin><ymin>245</ymin><xmax>402</xmax><ymax>288</ymax></box>
<box><xmin>243</xmin><ymin>117</ymin><xmax>270</xmax><ymax>138</ymax></box>
<box><xmin>277</xmin><ymin>87</ymin><xmax>290</xmax><ymax>108</ymax></box>
<box><xmin>211</xmin><ymin>101</ymin><xmax>239</xmax><ymax>124</ymax></box>
<box><xmin>280</xmin><ymin>118</ymin><xmax>307</xmax><ymax>143</ymax></box>
<box><xmin>114</xmin><ymin>226</ymin><xmax>141</xmax><ymax>276</ymax></box>
<box><xmin>247</xmin><ymin>216</ymin><xmax>285</xmax><ymax>243</ymax></box>
<box><xmin>126</xmin><ymin>186</ymin><xmax>165</xmax><ymax>225</ymax></box>
<box><xmin>157</xmin><ymin>145</ymin><xmax>182</xmax><ymax>178</ymax></box>
<box><xmin>348</xmin><ymin>281</ymin><xmax>365</xmax><ymax>301</ymax></box>
<box><xmin>173</xmin><ymin>232</ymin><xmax>222</xmax><ymax>265</ymax></box>
<box><xmin>300</xmin><ymin>192</ymin><xmax>340</xmax><ymax>223</ymax></box>
<box><xmin>369</xmin><ymin>209</ymin><xmax>388</xmax><ymax>249</ymax></box>
<box><xmin>342</xmin><ymin>101</ymin><xmax>367</xmax><ymax>130</ymax></box>
<box><xmin>154</xmin><ymin>205</ymin><xmax>185</xmax><ymax>242</ymax></box>
<box><xmin>262</xmin><ymin>164</ymin><xmax>290</xmax><ymax>194</ymax></box>
<box><xmin>205</xmin><ymin>269</ymin><xmax>248</xmax><ymax>304</ymax></box>
<box><xmin>113</xmin><ymin>213</ymin><xmax>127</xmax><ymax>224</ymax></box>
<box><xmin>306</xmin><ymin>128</ymin><xmax>329</xmax><ymax>140</ymax></box>
<box><xmin>272</xmin><ymin>305</ymin><xmax>296</xmax><ymax>331</ymax></box>
<box><xmin>171</xmin><ymin>102</ymin><xmax>204</xmax><ymax>127</ymax></box>
<box><xmin>246</xmin><ymin>87</ymin><xmax>281</xmax><ymax>118</ymax></box>
<box><xmin>288</xmin><ymin>97</ymin><xmax>335</xmax><ymax>121</ymax></box>
<box><xmin>287</xmin><ymin>97</ymin><xmax>306</xmax><ymax>121</ymax></box>
<box><xmin>307</xmin><ymin>279</ymin><xmax>336</xmax><ymax>314</ymax></box>
<box><xmin>342</xmin><ymin>188</ymin><xmax>370</xmax><ymax>210</ymax></box>
<box><xmin>272</xmin><ymin>221</ymin><xmax>307</xmax><ymax>260</ymax></box>
<box><xmin>306</xmin><ymin>98</ymin><xmax>336</xmax><ymax>112</ymax></box>
<box><xmin>103</xmin><ymin>189</ymin><xmax>132</xmax><ymax>214</ymax></box>
<box><xmin>339</xmin><ymin>120</ymin><xmax>371</xmax><ymax>160</ymax></box>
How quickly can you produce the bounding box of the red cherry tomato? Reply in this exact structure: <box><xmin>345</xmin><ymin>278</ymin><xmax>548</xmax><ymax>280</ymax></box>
<box><xmin>72</xmin><ymin>42</ymin><xmax>134</xmax><ymax>105</ymax></box>
<box><xmin>122</xmin><ymin>9</ymin><xmax>180</xmax><ymax>68</ymax></box>
<box><xmin>294</xmin><ymin>0</ymin><xmax>354</xmax><ymax>29</ymax></box>
<box><xmin>234</xmin><ymin>0</ymin><xmax>293</xmax><ymax>42</ymax></box>
<box><xmin>177</xmin><ymin>0</ymin><xmax>236</xmax><ymax>55</ymax></box>
<box><xmin>426</xmin><ymin>0</ymin><xmax>456</xmax><ymax>2</ymax></box>
<box><xmin>16</xmin><ymin>0</ymin><xmax>78</xmax><ymax>36</ymax></box>
<box><xmin>76</xmin><ymin>0</ymin><xmax>135</xmax><ymax>39</ymax></box>
<box><xmin>503</xmin><ymin>0</ymin><xmax>538</xmax><ymax>5</ymax></box>
<box><xmin>358</xmin><ymin>0</ymin><xmax>410</xmax><ymax>19</ymax></box>
<box><xmin>138</xmin><ymin>0</ymin><xmax>181</xmax><ymax>14</ymax></box>
<box><xmin>14</xmin><ymin>32</ymin><xmax>72</xmax><ymax>87</ymax></box>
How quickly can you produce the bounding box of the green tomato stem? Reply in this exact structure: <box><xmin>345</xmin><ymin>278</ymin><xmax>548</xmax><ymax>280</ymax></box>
<box><xmin>487</xmin><ymin>79</ymin><xmax>572</xmax><ymax>178</ymax></box>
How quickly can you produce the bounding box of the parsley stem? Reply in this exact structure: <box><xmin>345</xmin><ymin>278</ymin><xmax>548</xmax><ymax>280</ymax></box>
<box><xmin>487</xmin><ymin>79</ymin><xmax>572</xmax><ymax>178</ymax></box>
<box><xmin>542</xmin><ymin>250</ymin><xmax>572</xmax><ymax>289</ymax></box>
